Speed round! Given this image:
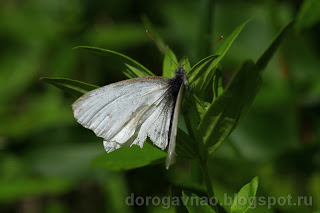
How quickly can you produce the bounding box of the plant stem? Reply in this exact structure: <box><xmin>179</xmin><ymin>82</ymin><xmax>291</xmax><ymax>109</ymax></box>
<box><xmin>200</xmin><ymin>158</ymin><xmax>219</xmax><ymax>213</ymax></box>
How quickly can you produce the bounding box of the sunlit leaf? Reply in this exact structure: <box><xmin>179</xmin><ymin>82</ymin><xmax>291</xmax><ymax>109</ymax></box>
<box><xmin>231</xmin><ymin>176</ymin><xmax>259</xmax><ymax>213</ymax></box>
<box><xmin>74</xmin><ymin>46</ymin><xmax>155</xmax><ymax>78</ymax></box>
<box><xmin>163</xmin><ymin>47</ymin><xmax>178</xmax><ymax>78</ymax></box>
<box><xmin>179</xmin><ymin>56</ymin><xmax>191</xmax><ymax>72</ymax></box>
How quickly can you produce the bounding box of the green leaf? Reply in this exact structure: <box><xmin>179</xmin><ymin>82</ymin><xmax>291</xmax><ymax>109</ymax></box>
<box><xmin>74</xmin><ymin>46</ymin><xmax>155</xmax><ymax>78</ymax></box>
<box><xmin>256</xmin><ymin>21</ymin><xmax>295</xmax><ymax>72</ymax></box>
<box><xmin>215</xmin><ymin>19</ymin><xmax>251</xmax><ymax>63</ymax></box>
<box><xmin>182</xmin><ymin>191</ymin><xmax>216</xmax><ymax>213</ymax></box>
<box><xmin>295</xmin><ymin>0</ymin><xmax>320</xmax><ymax>32</ymax></box>
<box><xmin>198</xmin><ymin>60</ymin><xmax>261</xmax><ymax>156</ymax></box>
<box><xmin>188</xmin><ymin>55</ymin><xmax>219</xmax><ymax>94</ymax></box>
<box><xmin>162</xmin><ymin>47</ymin><xmax>178</xmax><ymax>78</ymax></box>
<box><xmin>90</xmin><ymin>143</ymin><xmax>167</xmax><ymax>171</ymax></box>
<box><xmin>212</xmin><ymin>69</ymin><xmax>223</xmax><ymax>100</ymax></box>
<box><xmin>179</xmin><ymin>56</ymin><xmax>191</xmax><ymax>72</ymax></box>
<box><xmin>189</xmin><ymin>19</ymin><xmax>250</xmax><ymax>97</ymax></box>
<box><xmin>41</xmin><ymin>77</ymin><xmax>98</xmax><ymax>98</ymax></box>
<box><xmin>175</xmin><ymin>129</ymin><xmax>198</xmax><ymax>159</ymax></box>
<box><xmin>231</xmin><ymin>176</ymin><xmax>259</xmax><ymax>213</ymax></box>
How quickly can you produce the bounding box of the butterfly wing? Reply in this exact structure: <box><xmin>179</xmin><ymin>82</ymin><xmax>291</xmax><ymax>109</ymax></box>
<box><xmin>166</xmin><ymin>84</ymin><xmax>184</xmax><ymax>169</ymax></box>
<box><xmin>72</xmin><ymin>76</ymin><xmax>175</xmax><ymax>152</ymax></box>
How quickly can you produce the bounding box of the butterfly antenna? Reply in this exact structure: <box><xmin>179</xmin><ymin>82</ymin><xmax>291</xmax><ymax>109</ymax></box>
<box><xmin>146</xmin><ymin>30</ymin><xmax>179</xmax><ymax>68</ymax></box>
<box><xmin>181</xmin><ymin>35</ymin><xmax>224</xmax><ymax>68</ymax></box>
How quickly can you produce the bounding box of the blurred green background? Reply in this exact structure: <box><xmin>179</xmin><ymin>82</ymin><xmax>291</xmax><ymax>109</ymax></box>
<box><xmin>0</xmin><ymin>0</ymin><xmax>319</xmax><ymax>212</ymax></box>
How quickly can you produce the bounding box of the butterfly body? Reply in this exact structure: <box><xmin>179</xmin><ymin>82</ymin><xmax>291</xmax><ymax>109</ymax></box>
<box><xmin>169</xmin><ymin>67</ymin><xmax>187</xmax><ymax>98</ymax></box>
<box><xmin>72</xmin><ymin>67</ymin><xmax>187</xmax><ymax>169</ymax></box>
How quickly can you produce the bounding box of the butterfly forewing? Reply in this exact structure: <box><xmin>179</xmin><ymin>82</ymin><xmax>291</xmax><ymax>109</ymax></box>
<box><xmin>72</xmin><ymin>76</ymin><xmax>175</xmax><ymax>152</ymax></box>
<box><xmin>166</xmin><ymin>84</ymin><xmax>184</xmax><ymax>169</ymax></box>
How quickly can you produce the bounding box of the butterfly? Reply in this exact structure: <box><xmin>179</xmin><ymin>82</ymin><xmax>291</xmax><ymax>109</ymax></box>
<box><xmin>72</xmin><ymin>65</ymin><xmax>188</xmax><ymax>169</ymax></box>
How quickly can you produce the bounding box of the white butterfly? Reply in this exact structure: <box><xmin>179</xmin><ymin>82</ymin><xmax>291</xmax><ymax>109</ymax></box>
<box><xmin>72</xmin><ymin>67</ymin><xmax>188</xmax><ymax>169</ymax></box>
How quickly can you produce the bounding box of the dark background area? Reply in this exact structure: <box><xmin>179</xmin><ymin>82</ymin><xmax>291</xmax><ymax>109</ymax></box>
<box><xmin>0</xmin><ymin>0</ymin><xmax>319</xmax><ymax>212</ymax></box>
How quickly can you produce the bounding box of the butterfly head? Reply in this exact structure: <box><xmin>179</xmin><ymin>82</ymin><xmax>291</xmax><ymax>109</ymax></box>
<box><xmin>171</xmin><ymin>66</ymin><xmax>188</xmax><ymax>87</ymax></box>
<box><xmin>174</xmin><ymin>66</ymin><xmax>186</xmax><ymax>77</ymax></box>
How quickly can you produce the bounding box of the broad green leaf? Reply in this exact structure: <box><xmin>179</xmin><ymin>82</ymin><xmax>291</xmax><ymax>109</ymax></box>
<box><xmin>90</xmin><ymin>143</ymin><xmax>167</xmax><ymax>171</ymax></box>
<box><xmin>196</xmin><ymin>21</ymin><xmax>294</xmax><ymax>156</ymax></box>
<box><xmin>295</xmin><ymin>0</ymin><xmax>320</xmax><ymax>32</ymax></box>
<box><xmin>256</xmin><ymin>21</ymin><xmax>295</xmax><ymax>72</ymax></box>
<box><xmin>179</xmin><ymin>56</ymin><xmax>191</xmax><ymax>72</ymax></box>
<box><xmin>182</xmin><ymin>93</ymin><xmax>204</xmax><ymax>144</ymax></box>
<box><xmin>41</xmin><ymin>77</ymin><xmax>98</xmax><ymax>98</ymax></box>
<box><xmin>187</xmin><ymin>55</ymin><xmax>219</xmax><ymax>94</ymax></box>
<box><xmin>74</xmin><ymin>46</ymin><xmax>155</xmax><ymax>78</ymax></box>
<box><xmin>231</xmin><ymin>176</ymin><xmax>259</xmax><ymax>213</ymax></box>
<box><xmin>163</xmin><ymin>47</ymin><xmax>178</xmax><ymax>78</ymax></box>
<box><xmin>212</xmin><ymin>69</ymin><xmax>223</xmax><ymax>101</ymax></box>
<box><xmin>215</xmin><ymin>19</ymin><xmax>251</xmax><ymax>61</ymax></box>
<box><xmin>182</xmin><ymin>191</ymin><xmax>216</xmax><ymax>213</ymax></box>
<box><xmin>189</xmin><ymin>19</ymin><xmax>250</xmax><ymax>95</ymax></box>
<box><xmin>175</xmin><ymin>129</ymin><xmax>198</xmax><ymax>159</ymax></box>
<box><xmin>198</xmin><ymin>60</ymin><xmax>261</xmax><ymax>155</ymax></box>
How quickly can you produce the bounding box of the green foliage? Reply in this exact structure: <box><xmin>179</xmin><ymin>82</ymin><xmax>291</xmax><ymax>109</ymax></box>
<box><xmin>189</xmin><ymin>19</ymin><xmax>250</xmax><ymax>100</ymax></box>
<box><xmin>91</xmin><ymin>143</ymin><xmax>167</xmax><ymax>171</ymax></box>
<box><xmin>40</xmin><ymin>18</ymin><xmax>294</xmax><ymax>213</ymax></box>
<box><xmin>74</xmin><ymin>46</ymin><xmax>155</xmax><ymax>78</ymax></box>
<box><xmin>179</xmin><ymin>56</ymin><xmax>192</xmax><ymax>72</ymax></box>
<box><xmin>182</xmin><ymin>191</ymin><xmax>216</xmax><ymax>213</ymax></box>
<box><xmin>188</xmin><ymin>55</ymin><xmax>219</xmax><ymax>99</ymax></box>
<box><xmin>41</xmin><ymin>77</ymin><xmax>99</xmax><ymax>98</ymax></box>
<box><xmin>231</xmin><ymin>177</ymin><xmax>259</xmax><ymax>213</ymax></box>
<box><xmin>163</xmin><ymin>47</ymin><xmax>179</xmax><ymax>78</ymax></box>
<box><xmin>214</xmin><ymin>19</ymin><xmax>251</xmax><ymax>65</ymax></box>
<box><xmin>42</xmin><ymin>17</ymin><xmax>290</xmax><ymax>203</ymax></box>
<box><xmin>198</xmin><ymin>60</ymin><xmax>261</xmax><ymax>156</ymax></box>
<box><xmin>256</xmin><ymin>21</ymin><xmax>294</xmax><ymax>72</ymax></box>
<box><xmin>295</xmin><ymin>0</ymin><xmax>320</xmax><ymax>32</ymax></box>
